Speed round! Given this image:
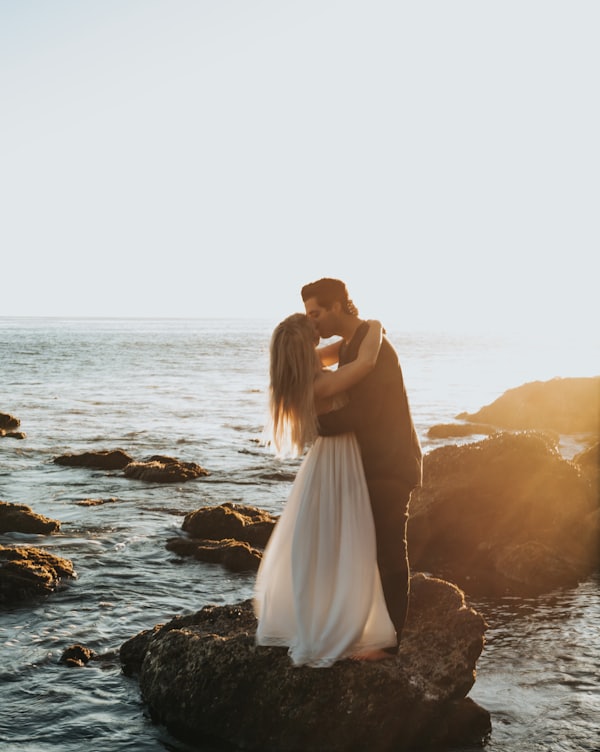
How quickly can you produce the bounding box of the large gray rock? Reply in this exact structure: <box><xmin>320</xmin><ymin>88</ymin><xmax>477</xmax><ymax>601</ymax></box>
<box><xmin>120</xmin><ymin>574</ymin><xmax>490</xmax><ymax>751</ymax></box>
<box><xmin>457</xmin><ymin>376</ymin><xmax>600</xmax><ymax>434</ymax></box>
<box><xmin>408</xmin><ymin>431</ymin><xmax>598</xmax><ymax>595</ymax></box>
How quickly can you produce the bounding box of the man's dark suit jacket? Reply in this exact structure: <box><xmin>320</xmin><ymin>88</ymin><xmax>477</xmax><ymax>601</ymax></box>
<box><xmin>318</xmin><ymin>322</ymin><xmax>422</xmax><ymax>491</ymax></box>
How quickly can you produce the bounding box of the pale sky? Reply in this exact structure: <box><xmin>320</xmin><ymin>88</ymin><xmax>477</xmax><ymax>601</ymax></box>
<box><xmin>1</xmin><ymin>1</ymin><xmax>598</xmax><ymax>334</ymax></box>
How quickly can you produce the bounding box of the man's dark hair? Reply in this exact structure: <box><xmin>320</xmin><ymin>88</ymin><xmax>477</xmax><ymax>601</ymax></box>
<box><xmin>301</xmin><ymin>278</ymin><xmax>359</xmax><ymax>316</ymax></box>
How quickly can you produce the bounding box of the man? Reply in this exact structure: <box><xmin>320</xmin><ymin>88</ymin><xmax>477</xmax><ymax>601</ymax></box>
<box><xmin>302</xmin><ymin>277</ymin><xmax>422</xmax><ymax>656</ymax></box>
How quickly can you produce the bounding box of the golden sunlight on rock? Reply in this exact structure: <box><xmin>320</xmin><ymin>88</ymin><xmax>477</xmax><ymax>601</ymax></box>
<box><xmin>457</xmin><ymin>377</ymin><xmax>599</xmax><ymax>434</ymax></box>
<box><xmin>408</xmin><ymin>432</ymin><xmax>598</xmax><ymax>596</ymax></box>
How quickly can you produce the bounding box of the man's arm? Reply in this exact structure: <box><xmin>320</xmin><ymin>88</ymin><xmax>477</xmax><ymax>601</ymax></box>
<box><xmin>317</xmin><ymin>333</ymin><xmax>393</xmax><ymax>436</ymax></box>
<box><xmin>317</xmin><ymin>370</ymin><xmax>384</xmax><ymax>435</ymax></box>
<box><xmin>314</xmin><ymin>321</ymin><xmax>382</xmax><ymax>400</ymax></box>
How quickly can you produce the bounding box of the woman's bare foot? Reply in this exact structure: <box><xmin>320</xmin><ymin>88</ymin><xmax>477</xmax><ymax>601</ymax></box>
<box><xmin>350</xmin><ymin>649</ymin><xmax>391</xmax><ymax>662</ymax></box>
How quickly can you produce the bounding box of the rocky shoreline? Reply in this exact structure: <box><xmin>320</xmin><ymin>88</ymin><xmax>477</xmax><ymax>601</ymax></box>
<box><xmin>1</xmin><ymin>376</ymin><xmax>598</xmax><ymax>750</ymax></box>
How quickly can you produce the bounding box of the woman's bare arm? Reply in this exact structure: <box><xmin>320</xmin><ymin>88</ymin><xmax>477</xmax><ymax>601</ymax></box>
<box><xmin>313</xmin><ymin>320</ymin><xmax>382</xmax><ymax>400</ymax></box>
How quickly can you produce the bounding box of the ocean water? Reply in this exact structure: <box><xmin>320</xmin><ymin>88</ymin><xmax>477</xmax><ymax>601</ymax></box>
<box><xmin>0</xmin><ymin>317</ymin><xmax>598</xmax><ymax>752</ymax></box>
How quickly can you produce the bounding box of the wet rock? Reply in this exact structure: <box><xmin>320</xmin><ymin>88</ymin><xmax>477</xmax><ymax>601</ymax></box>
<box><xmin>54</xmin><ymin>449</ymin><xmax>133</xmax><ymax>470</ymax></box>
<box><xmin>166</xmin><ymin>537</ymin><xmax>262</xmax><ymax>571</ymax></box>
<box><xmin>182</xmin><ymin>502</ymin><xmax>277</xmax><ymax>548</ymax></box>
<box><xmin>75</xmin><ymin>497</ymin><xmax>119</xmax><ymax>507</ymax></box>
<box><xmin>427</xmin><ymin>422</ymin><xmax>497</xmax><ymax>439</ymax></box>
<box><xmin>259</xmin><ymin>470</ymin><xmax>297</xmax><ymax>482</ymax></box>
<box><xmin>0</xmin><ymin>412</ymin><xmax>20</xmax><ymax>431</ymax></box>
<box><xmin>124</xmin><ymin>455</ymin><xmax>208</xmax><ymax>483</ymax></box>
<box><xmin>0</xmin><ymin>501</ymin><xmax>61</xmax><ymax>535</ymax></box>
<box><xmin>120</xmin><ymin>574</ymin><xmax>490</xmax><ymax>752</ymax></box>
<box><xmin>0</xmin><ymin>545</ymin><xmax>76</xmax><ymax>604</ymax></box>
<box><xmin>408</xmin><ymin>432</ymin><xmax>598</xmax><ymax>596</ymax></box>
<box><xmin>573</xmin><ymin>441</ymin><xmax>599</xmax><ymax>495</ymax></box>
<box><xmin>574</xmin><ymin>440</ymin><xmax>599</xmax><ymax>471</ymax></box>
<box><xmin>0</xmin><ymin>429</ymin><xmax>26</xmax><ymax>440</ymax></box>
<box><xmin>59</xmin><ymin>644</ymin><xmax>97</xmax><ymax>667</ymax></box>
<box><xmin>457</xmin><ymin>376</ymin><xmax>600</xmax><ymax>434</ymax></box>
<box><xmin>167</xmin><ymin>504</ymin><xmax>277</xmax><ymax>572</ymax></box>
<box><xmin>427</xmin><ymin>696</ymin><xmax>493</xmax><ymax>748</ymax></box>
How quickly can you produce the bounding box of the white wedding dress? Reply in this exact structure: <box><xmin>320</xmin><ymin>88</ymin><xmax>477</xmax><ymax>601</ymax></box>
<box><xmin>254</xmin><ymin>433</ymin><xmax>396</xmax><ymax>668</ymax></box>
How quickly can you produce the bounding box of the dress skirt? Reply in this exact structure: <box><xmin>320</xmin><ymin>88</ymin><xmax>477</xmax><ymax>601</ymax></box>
<box><xmin>254</xmin><ymin>433</ymin><xmax>396</xmax><ymax>668</ymax></box>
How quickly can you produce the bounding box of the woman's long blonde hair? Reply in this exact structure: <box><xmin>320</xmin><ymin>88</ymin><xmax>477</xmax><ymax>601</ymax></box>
<box><xmin>268</xmin><ymin>313</ymin><xmax>319</xmax><ymax>457</ymax></box>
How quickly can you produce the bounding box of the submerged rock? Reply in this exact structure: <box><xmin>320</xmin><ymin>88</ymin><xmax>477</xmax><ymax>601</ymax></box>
<box><xmin>59</xmin><ymin>644</ymin><xmax>98</xmax><ymax>667</ymax></box>
<box><xmin>75</xmin><ymin>497</ymin><xmax>119</xmax><ymax>507</ymax></box>
<box><xmin>166</xmin><ymin>536</ymin><xmax>262</xmax><ymax>571</ymax></box>
<box><xmin>0</xmin><ymin>500</ymin><xmax>61</xmax><ymax>535</ymax></box>
<box><xmin>0</xmin><ymin>412</ymin><xmax>25</xmax><ymax>439</ymax></box>
<box><xmin>457</xmin><ymin>376</ymin><xmax>600</xmax><ymax>434</ymax></box>
<box><xmin>0</xmin><ymin>545</ymin><xmax>76</xmax><ymax>604</ymax></box>
<box><xmin>408</xmin><ymin>432</ymin><xmax>598</xmax><ymax>596</ymax></box>
<box><xmin>54</xmin><ymin>449</ymin><xmax>133</xmax><ymax>470</ymax></box>
<box><xmin>120</xmin><ymin>574</ymin><xmax>490</xmax><ymax>751</ymax></box>
<box><xmin>0</xmin><ymin>429</ymin><xmax>26</xmax><ymax>439</ymax></box>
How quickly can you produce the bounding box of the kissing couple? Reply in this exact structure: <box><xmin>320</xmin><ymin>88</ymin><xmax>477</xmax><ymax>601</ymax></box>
<box><xmin>253</xmin><ymin>278</ymin><xmax>423</xmax><ymax>667</ymax></box>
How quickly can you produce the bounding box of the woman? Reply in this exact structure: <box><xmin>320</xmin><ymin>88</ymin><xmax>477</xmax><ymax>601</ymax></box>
<box><xmin>254</xmin><ymin>313</ymin><xmax>396</xmax><ymax>667</ymax></box>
